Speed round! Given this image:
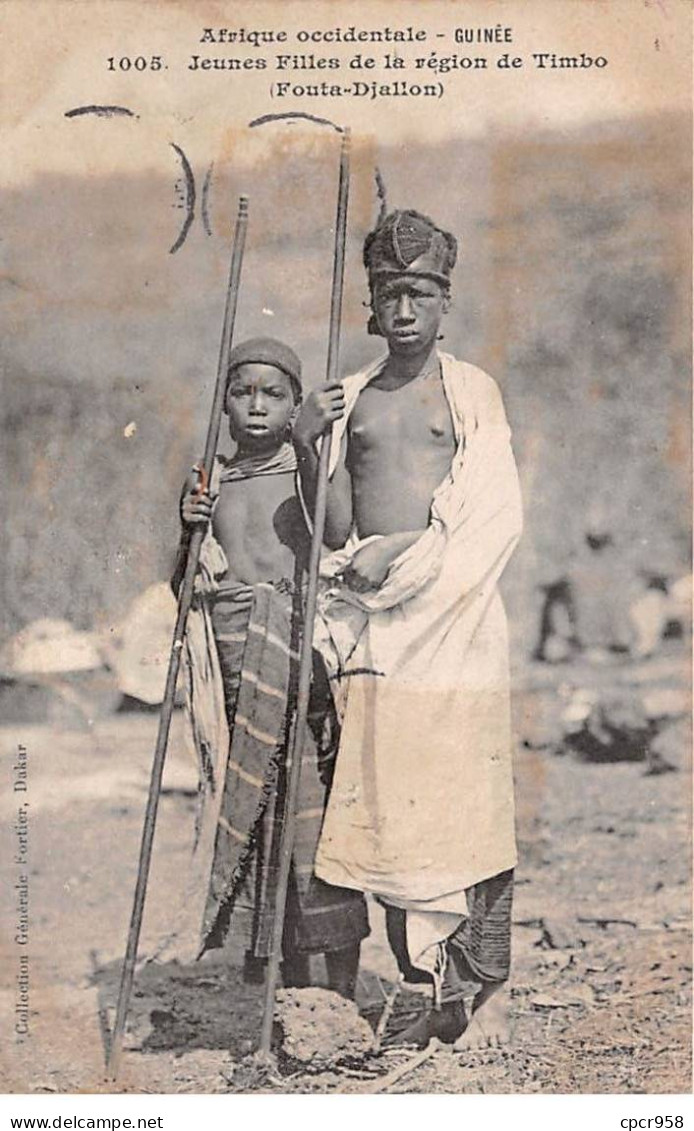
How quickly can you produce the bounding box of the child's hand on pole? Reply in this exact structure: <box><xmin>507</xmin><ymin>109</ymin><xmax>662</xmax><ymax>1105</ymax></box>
<box><xmin>180</xmin><ymin>485</ymin><xmax>213</xmax><ymax>529</ymax></box>
<box><xmin>293</xmin><ymin>381</ymin><xmax>345</xmax><ymax>448</ymax></box>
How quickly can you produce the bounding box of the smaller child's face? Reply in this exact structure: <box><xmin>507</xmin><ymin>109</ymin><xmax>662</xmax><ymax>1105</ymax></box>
<box><xmin>226</xmin><ymin>363</ymin><xmax>297</xmax><ymax>451</ymax></box>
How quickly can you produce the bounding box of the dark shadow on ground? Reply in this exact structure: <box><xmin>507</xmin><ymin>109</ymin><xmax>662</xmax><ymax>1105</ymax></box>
<box><xmin>90</xmin><ymin>955</ymin><xmax>434</xmax><ymax>1061</ymax></box>
<box><xmin>91</xmin><ymin>957</ymin><xmax>265</xmax><ymax>1058</ymax></box>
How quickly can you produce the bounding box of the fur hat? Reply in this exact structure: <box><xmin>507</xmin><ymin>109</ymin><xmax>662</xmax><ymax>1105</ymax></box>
<box><xmin>364</xmin><ymin>209</ymin><xmax>457</xmax><ymax>289</ymax></box>
<box><xmin>363</xmin><ymin>210</ymin><xmax>457</xmax><ymax>334</ymax></box>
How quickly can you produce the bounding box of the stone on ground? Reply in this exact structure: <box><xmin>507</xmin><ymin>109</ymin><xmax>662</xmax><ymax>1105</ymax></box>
<box><xmin>274</xmin><ymin>987</ymin><xmax>375</xmax><ymax>1068</ymax></box>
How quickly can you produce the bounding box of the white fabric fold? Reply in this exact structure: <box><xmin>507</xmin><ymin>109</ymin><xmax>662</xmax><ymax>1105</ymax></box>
<box><xmin>312</xmin><ymin>352</ymin><xmax>522</xmax><ymax>930</ymax></box>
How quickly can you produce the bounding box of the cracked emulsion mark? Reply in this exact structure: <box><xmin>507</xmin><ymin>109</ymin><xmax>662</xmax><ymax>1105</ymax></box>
<box><xmin>65</xmin><ymin>105</ymin><xmax>139</xmax><ymax>120</ymax></box>
<box><xmin>169</xmin><ymin>143</ymin><xmax>196</xmax><ymax>254</ymax></box>
<box><xmin>201</xmin><ymin>164</ymin><xmax>214</xmax><ymax>236</ymax></box>
<box><xmin>249</xmin><ymin>111</ymin><xmax>344</xmax><ymax>133</ymax></box>
<box><xmin>330</xmin><ymin>667</ymin><xmax>385</xmax><ymax>683</ymax></box>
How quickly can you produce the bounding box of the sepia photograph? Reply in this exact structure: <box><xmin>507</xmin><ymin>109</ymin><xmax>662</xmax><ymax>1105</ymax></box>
<box><xmin>1</xmin><ymin>0</ymin><xmax>691</xmax><ymax>1104</ymax></box>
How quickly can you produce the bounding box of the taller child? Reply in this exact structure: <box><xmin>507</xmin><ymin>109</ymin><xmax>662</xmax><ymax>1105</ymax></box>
<box><xmin>293</xmin><ymin>211</ymin><xmax>523</xmax><ymax>1046</ymax></box>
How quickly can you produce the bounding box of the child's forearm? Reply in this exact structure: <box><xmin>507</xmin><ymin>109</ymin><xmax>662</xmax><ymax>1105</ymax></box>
<box><xmin>379</xmin><ymin>530</ymin><xmax>423</xmax><ymax>561</ymax></box>
<box><xmin>173</xmin><ymin>473</ymin><xmax>214</xmax><ymax>594</ymax></box>
<box><xmin>295</xmin><ymin>439</ymin><xmax>319</xmax><ymax>513</ymax></box>
<box><xmin>295</xmin><ymin>438</ymin><xmax>353</xmax><ymax>549</ymax></box>
<box><xmin>170</xmin><ymin>528</ymin><xmax>191</xmax><ymax>597</ymax></box>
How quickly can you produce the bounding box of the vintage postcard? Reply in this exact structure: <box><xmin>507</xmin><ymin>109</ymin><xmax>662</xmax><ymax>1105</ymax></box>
<box><xmin>1</xmin><ymin>0</ymin><xmax>691</xmax><ymax>1102</ymax></box>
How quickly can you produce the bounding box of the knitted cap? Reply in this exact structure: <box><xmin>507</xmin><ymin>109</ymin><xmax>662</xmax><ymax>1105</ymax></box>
<box><xmin>227</xmin><ymin>337</ymin><xmax>302</xmax><ymax>385</ymax></box>
<box><xmin>364</xmin><ymin>209</ymin><xmax>457</xmax><ymax>289</ymax></box>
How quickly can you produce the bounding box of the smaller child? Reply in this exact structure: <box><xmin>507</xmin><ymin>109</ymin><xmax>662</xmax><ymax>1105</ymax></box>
<box><xmin>175</xmin><ymin>337</ymin><xmax>367</xmax><ymax>998</ymax></box>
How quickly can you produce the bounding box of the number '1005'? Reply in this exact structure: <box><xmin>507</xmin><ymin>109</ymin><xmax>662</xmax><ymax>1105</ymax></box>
<box><xmin>107</xmin><ymin>56</ymin><xmax>164</xmax><ymax>71</ymax></box>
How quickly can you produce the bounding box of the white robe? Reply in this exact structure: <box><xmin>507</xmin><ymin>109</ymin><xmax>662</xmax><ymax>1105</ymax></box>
<box><xmin>312</xmin><ymin>351</ymin><xmax>523</xmax><ymax>961</ymax></box>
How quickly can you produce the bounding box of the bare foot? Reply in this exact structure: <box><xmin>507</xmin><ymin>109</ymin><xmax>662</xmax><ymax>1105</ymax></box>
<box><xmin>384</xmin><ymin>998</ymin><xmax>468</xmax><ymax>1049</ymax></box>
<box><xmin>454</xmin><ymin>983</ymin><xmax>510</xmax><ymax>1051</ymax></box>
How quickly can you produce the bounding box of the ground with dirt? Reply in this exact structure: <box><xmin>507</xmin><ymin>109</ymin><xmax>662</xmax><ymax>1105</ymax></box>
<box><xmin>1</xmin><ymin>652</ymin><xmax>690</xmax><ymax>1094</ymax></box>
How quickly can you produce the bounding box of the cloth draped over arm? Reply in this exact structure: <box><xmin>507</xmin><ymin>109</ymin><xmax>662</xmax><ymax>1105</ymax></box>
<box><xmin>154</xmin><ymin>448</ymin><xmax>300</xmax><ymax>963</ymax></box>
<box><xmin>312</xmin><ymin>352</ymin><xmax>523</xmax><ymax>915</ymax></box>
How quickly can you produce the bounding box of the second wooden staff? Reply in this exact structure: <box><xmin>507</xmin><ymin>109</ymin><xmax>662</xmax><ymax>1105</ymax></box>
<box><xmin>259</xmin><ymin>129</ymin><xmax>351</xmax><ymax>1054</ymax></box>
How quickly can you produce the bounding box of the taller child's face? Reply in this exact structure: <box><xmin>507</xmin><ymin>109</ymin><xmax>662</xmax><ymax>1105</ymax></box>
<box><xmin>226</xmin><ymin>363</ymin><xmax>297</xmax><ymax>451</ymax></box>
<box><xmin>373</xmin><ymin>276</ymin><xmax>447</xmax><ymax>356</ymax></box>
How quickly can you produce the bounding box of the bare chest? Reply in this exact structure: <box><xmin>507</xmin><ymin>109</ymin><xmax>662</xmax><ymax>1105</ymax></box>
<box><xmin>348</xmin><ymin>373</ymin><xmax>456</xmax><ymax>465</ymax></box>
<box><xmin>212</xmin><ymin>473</ymin><xmax>308</xmax><ymax>577</ymax></box>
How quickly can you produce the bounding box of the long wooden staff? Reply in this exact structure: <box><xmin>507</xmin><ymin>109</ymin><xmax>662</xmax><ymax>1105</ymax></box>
<box><xmin>259</xmin><ymin>129</ymin><xmax>351</xmax><ymax>1054</ymax></box>
<box><xmin>107</xmin><ymin>195</ymin><xmax>250</xmax><ymax>1080</ymax></box>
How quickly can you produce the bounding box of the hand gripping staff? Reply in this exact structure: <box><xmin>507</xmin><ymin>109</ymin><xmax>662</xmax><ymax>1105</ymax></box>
<box><xmin>258</xmin><ymin>126</ymin><xmax>351</xmax><ymax>1055</ymax></box>
<box><xmin>107</xmin><ymin>195</ymin><xmax>249</xmax><ymax>1080</ymax></box>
